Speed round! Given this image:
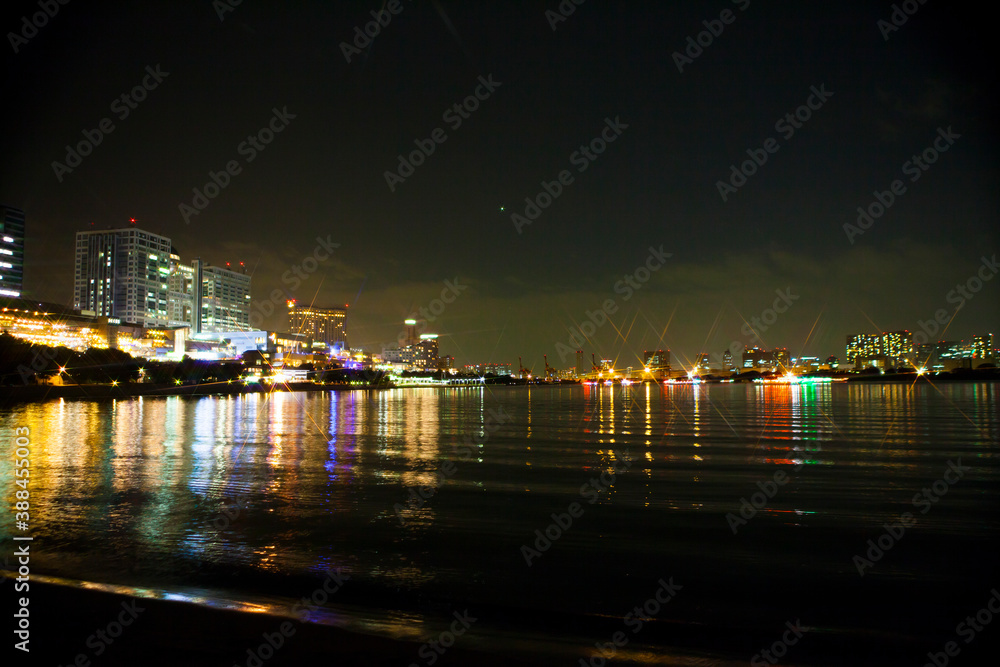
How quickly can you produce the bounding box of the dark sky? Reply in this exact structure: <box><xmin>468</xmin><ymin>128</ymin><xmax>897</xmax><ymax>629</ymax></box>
<box><xmin>2</xmin><ymin>0</ymin><xmax>997</xmax><ymax>370</ymax></box>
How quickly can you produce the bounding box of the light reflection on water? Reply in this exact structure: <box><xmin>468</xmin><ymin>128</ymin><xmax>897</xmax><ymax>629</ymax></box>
<box><xmin>0</xmin><ymin>382</ymin><xmax>997</xmax><ymax>660</ymax></box>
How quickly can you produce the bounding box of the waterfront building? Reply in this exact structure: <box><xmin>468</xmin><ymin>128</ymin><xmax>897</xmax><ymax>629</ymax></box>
<box><xmin>643</xmin><ymin>349</ymin><xmax>671</xmax><ymax>371</ymax></box>
<box><xmin>414</xmin><ymin>334</ymin><xmax>439</xmax><ymax>369</ymax></box>
<box><xmin>288</xmin><ymin>302</ymin><xmax>348</xmax><ymax>350</ymax></box>
<box><xmin>970</xmin><ymin>334</ymin><xmax>994</xmax><ymax>362</ymax></box>
<box><xmin>193</xmin><ymin>260</ymin><xmax>251</xmax><ymax>333</ymax></box>
<box><xmin>74</xmin><ymin>226</ymin><xmax>172</xmax><ymax>327</ymax></box>
<box><xmin>0</xmin><ymin>205</ymin><xmax>25</xmax><ymax>298</ymax></box>
<box><xmin>846</xmin><ymin>331</ymin><xmax>914</xmax><ymax>368</ymax></box>
<box><xmin>722</xmin><ymin>350</ymin><xmax>733</xmax><ymax>371</ymax></box>
<box><xmin>464</xmin><ymin>362</ymin><xmax>512</xmax><ymax>376</ymax></box>
<box><xmin>167</xmin><ymin>252</ymin><xmax>195</xmax><ymax>328</ymax></box>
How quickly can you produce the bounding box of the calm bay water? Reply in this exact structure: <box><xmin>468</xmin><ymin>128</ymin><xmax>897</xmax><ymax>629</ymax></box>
<box><xmin>2</xmin><ymin>382</ymin><xmax>998</xmax><ymax>665</ymax></box>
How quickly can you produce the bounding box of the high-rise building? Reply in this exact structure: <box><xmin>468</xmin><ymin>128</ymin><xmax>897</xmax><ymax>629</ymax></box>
<box><xmin>970</xmin><ymin>334</ymin><xmax>994</xmax><ymax>361</ymax></box>
<box><xmin>742</xmin><ymin>346</ymin><xmax>772</xmax><ymax>370</ymax></box>
<box><xmin>287</xmin><ymin>302</ymin><xmax>347</xmax><ymax>350</ymax></box>
<box><xmin>464</xmin><ymin>362</ymin><xmax>512</xmax><ymax>376</ymax></box>
<box><xmin>196</xmin><ymin>260</ymin><xmax>251</xmax><ymax>333</ymax></box>
<box><xmin>74</xmin><ymin>227</ymin><xmax>172</xmax><ymax>327</ymax></box>
<box><xmin>696</xmin><ymin>353</ymin><xmax>710</xmax><ymax>373</ymax></box>
<box><xmin>414</xmin><ymin>334</ymin><xmax>439</xmax><ymax>369</ymax></box>
<box><xmin>402</xmin><ymin>318</ymin><xmax>420</xmax><ymax>347</ymax></box>
<box><xmin>0</xmin><ymin>205</ymin><xmax>25</xmax><ymax>298</ymax></box>
<box><xmin>165</xmin><ymin>255</ymin><xmax>251</xmax><ymax>333</ymax></box>
<box><xmin>575</xmin><ymin>350</ymin><xmax>585</xmax><ymax>378</ymax></box>
<box><xmin>167</xmin><ymin>251</ymin><xmax>195</xmax><ymax>328</ymax></box>
<box><xmin>846</xmin><ymin>331</ymin><xmax>914</xmax><ymax>368</ymax></box>
<box><xmin>722</xmin><ymin>350</ymin><xmax>733</xmax><ymax>371</ymax></box>
<box><xmin>643</xmin><ymin>349</ymin><xmax>671</xmax><ymax>371</ymax></box>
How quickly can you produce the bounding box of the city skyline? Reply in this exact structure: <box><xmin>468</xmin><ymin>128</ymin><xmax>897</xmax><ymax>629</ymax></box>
<box><xmin>0</xmin><ymin>210</ymin><xmax>997</xmax><ymax>372</ymax></box>
<box><xmin>2</xmin><ymin>0</ymin><xmax>996</xmax><ymax>370</ymax></box>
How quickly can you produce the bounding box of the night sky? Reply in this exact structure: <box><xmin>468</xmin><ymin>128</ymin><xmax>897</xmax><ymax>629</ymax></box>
<box><xmin>2</xmin><ymin>0</ymin><xmax>996</xmax><ymax>370</ymax></box>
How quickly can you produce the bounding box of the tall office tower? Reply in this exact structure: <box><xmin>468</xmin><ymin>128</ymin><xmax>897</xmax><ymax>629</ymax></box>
<box><xmin>643</xmin><ymin>349</ymin><xmax>671</xmax><ymax>371</ymax></box>
<box><xmin>879</xmin><ymin>331</ymin><xmax>914</xmax><ymax>365</ymax></box>
<box><xmin>846</xmin><ymin>333</ymin><xmax>882</xmax><ymax>367</ymax></box>
<box><xmin>194</xmin><ymin>259</ymin><xmax>251</xmax><ymax>333</ymax></box>
<box><xmin>575</xmin><ymin>350</ymin><xmax>585</xmax><ymax>377</ymax></box>
<box><xmin>846</xmin><ymin>331</ymin><xmax>914</xmax><ymax>367</ymax></box>
<box><xmin>0</xmin><ymin>205</ymin><xmax>25</xmax><ymax>298</ymax></box>
<box><xmin>970</xmin><ymin>334</ymin><xmax>994</xmax><ymax>361</ymax></box>
<box><xmin>696</xmin><ymin>353</ymin><xmax>711</xmax><ymax>372</ymax></box>
<box><xmin>742</xmin><ymin>346</ymin><xmax>776</xmax><ymax>370</ymax></box>
<box><xmin>74</xmin><ymin>226</ymin><xmax>172</xmax><ymax>327</ymax></box>
<box><xmin>414</xmin><ymin>334</ymin><xmax>439</xmax><ymax>369</ymax></box>
<box><xmin>722</xmin><ymin>350</ymin><xmax>733</xmax><ymax>371</ymax></box>
<box><xmin>403</xmin><ymin>318</ymin><xmax>420</xmax><ymax>347</ymax></box>
<box><xmin>167</xmin><ymin>251</ymin><xmax>195</xmax><ymax>328</ymax></box>
<box><xmin>288</xmin><ymin>302</ymin><xmax>348</xmax><ymax>349</ymax></box>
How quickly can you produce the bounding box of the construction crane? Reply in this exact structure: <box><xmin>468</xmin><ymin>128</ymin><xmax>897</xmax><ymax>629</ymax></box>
<box><xmin>518</xmin><ymin>356</ymin><xmax>532</xmax><ymax>379</ymax></box>
<box><xmin>543</xmin><ymin>354</ymin><xmax>556</xmax><ymax>381</ymax></box>
<box><xmin>591</xmin><ymin>353</ymin><xmax>601</xmax><ymax>377</ymax></box>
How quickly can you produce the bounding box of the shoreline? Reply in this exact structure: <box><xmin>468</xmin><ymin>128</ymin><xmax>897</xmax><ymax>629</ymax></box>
<box><xmin>9</xmin><ymin>577</ymin><xmax>566</xmax><ymax>667</ymax></box>
<box><xmin>1</xmin><ymin>373</ymin><xmax>998</xmax><ymax>404</ymax></box>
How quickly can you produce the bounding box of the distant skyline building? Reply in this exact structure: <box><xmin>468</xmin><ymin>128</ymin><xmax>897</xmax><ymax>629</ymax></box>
<box><xmin>970</xmin><ymin>333</ymin><xmax>994</xmax><ymax>361</ymax></box>
<box><xmin>195</xmin><ymin>259</ymin><xmax>251</xmax><ymax>333</ymax></box>
<box><xmin>73</xmin><ymin>226</ymin><xmax>172</xmax><ymax>327</ymax></box>
<box><xmin>696</xmin><ymin>353</ymin><xmax>710</xmax><ymax>372</ymax></box>
<box><xmin>415</xmin><ymin>334</ymin><xmax>439</xmax><ymax>369</ymax></box>
<box><xmin>0</xmin><ymin>205</ymin><xmax>25</xmax><ymax>298</ymax></box>
<box><xmin>464</xmin><ymin>362</ymin><xmax>512</xmax><ymax>376</ymax></box>
<box><xmin>742</xmin><ymin>346</ymin><xmax>790</xmax><ymax>372</ymax></box>
<box><xmin>288</xmin><ymin>302</ymin><xmax>347</xmax><ymax>350</ymax></box>
<box><xmin>643</xmin><ymin>349</ymin><xmax>671</xmax><ymax>371</ymax></box>
<box><xmin>846</xmin><ymin>331</ymin><xmax>914</xmax><ymax>368</ymax></box>
<box><xmin>167</xmin><ymin>251</ymin><xmax>195</xmax><ymax>328</ymax></box>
